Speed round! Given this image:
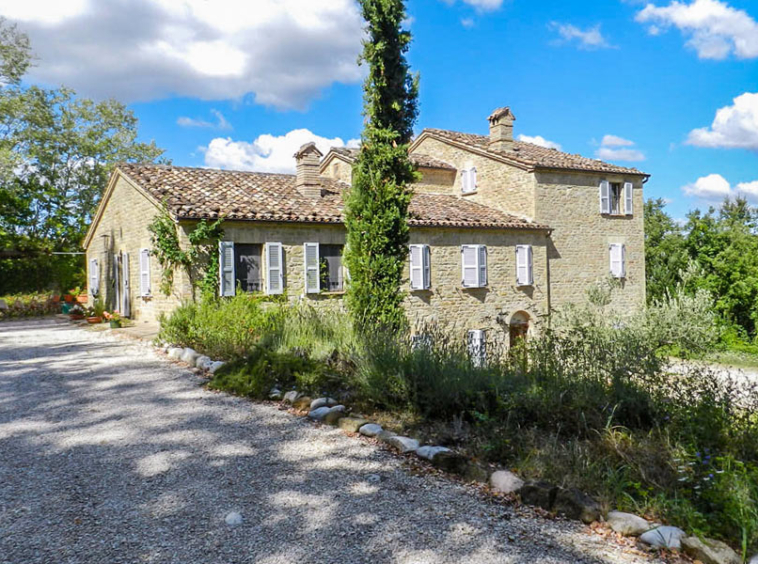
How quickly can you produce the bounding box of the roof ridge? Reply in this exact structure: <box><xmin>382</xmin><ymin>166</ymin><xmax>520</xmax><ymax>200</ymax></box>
<box><xmin>118</xmin><ymin>162</ymin><xmax>299</xmax><ymax>179</ymax></box>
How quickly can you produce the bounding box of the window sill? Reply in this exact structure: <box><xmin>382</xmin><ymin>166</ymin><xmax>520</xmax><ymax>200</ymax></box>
<box><xmin>461</xmin><ymin>191</ymin><xmax>478</xmax><ymax>196</ymax></box>
<box><xmin>410</xmin><ymin>288</ymin><xmax>432</xmax><ymax>293</ymax></box>
<box><xmin>305</xmin><ymin>291</ymin><xmax>345</xmax><ymax>297</ymax></box>
<box><xmin>462</xmin><ymin>285</ymin><xmax>488</xmax><ymax>290</ymax></box>
<box><xmin>602</xmin><ymin>213</ymin><xmax>632</xmax><ymax>217</ymax></box>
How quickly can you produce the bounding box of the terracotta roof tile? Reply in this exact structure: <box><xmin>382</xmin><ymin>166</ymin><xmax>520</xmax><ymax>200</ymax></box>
<box><xmin>422</xmin><ymin>128</ymin><xmax>648</xmax><ymax>176</ymax></box>
<box><xmin>326</xmin><ymin>147</ymin><xmax>455</xmax><ymax>171</ymax></box>
<box><xmin>118</xmin><ymin>163</ymin><xmax>548</xmax><ymax>231</ymax></box>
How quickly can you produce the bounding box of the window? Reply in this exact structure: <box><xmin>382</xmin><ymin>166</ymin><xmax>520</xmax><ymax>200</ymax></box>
<box><xmin>89</xmin><ymin>259</ymin><xmax>99</xmax><ymax>297</ymax></box>
<box><xmin>600</xmin><ymin>180</ymin><xmax>634</xmax><ymax>216</ymax></box>
<box><xmin>610</xmin><ymin>243</ymin><xmax>626</xmax><ymax>278</ymax></box>
<box><xmin>235</xmin><ymin>244</ymin><xmax>262</xmax><ymax>293</ymax></box>
<box><xmin>515</xmin><ymin>245</ymin><xmax>533</xmax><ymax>286</ymax></box>
<box><xmin>265</xmin><ymin>242</ymin><xmax>284</xmax><ymax>295</ymax></box>
<box><xmin>461</xmin><ymin>245</ymin><xmax>487</xmax><ymax>288</ymax></box>
<box><xmin>411</xmin><ymin>333</ymin><xmax>432</xmax><ymax>350</ymax></box>
<box><xmin>409</xmin><ymin>244</ymin><xmax>431</xmax><ymax>290</ymax></box>
<box><xmin>461</xmin><ymin>167</ymin><xmax>477</xmax><ymax>194</ymax></box>
<box><xmin>467</xmin><ymin>330</ymin><xmax>486</xmax><ymax>367</ymax></box>
<box><xmin>139</xmin><ymin>249</ymin><xmax>151</xmax><ymax>297</ymax></box>
<box><xmin>320</xmin><ymin>244</ymin><xmax>344</xmax><ymax>292</ymax></box>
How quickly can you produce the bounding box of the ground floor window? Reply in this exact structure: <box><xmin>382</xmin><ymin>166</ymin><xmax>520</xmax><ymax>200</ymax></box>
<box><xmin>320</xmin><ymin>244</ymin><xmax>343</xmax><ymax>292</ymax></box>
<box><xmin>235</xmin><ymin>243</ymin><xmax>262</xmax><ymax>292</ymax></box>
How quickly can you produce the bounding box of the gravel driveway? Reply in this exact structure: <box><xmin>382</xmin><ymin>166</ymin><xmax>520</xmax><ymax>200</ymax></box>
<box><xmin>0</xmin><ymin>318</ymin><xmax>662</xmax><ymax>564</ymax></box>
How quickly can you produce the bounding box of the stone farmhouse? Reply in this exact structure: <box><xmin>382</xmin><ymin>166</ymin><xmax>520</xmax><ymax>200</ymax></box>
<box><xmin>83</xmin><ymin>107</ymin><xmax>648</xmax><ymax>357</ymax></box>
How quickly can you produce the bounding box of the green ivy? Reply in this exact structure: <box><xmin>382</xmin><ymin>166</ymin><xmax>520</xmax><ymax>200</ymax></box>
<box><xmin>344</xmin><ymin>0</ymin><xmax>419</xmax><ymax>333</ymax></box>
<box><xmin>147</xmin><ymin>205</ymin><xmax>223</xmax><ymax>300</ymax></box>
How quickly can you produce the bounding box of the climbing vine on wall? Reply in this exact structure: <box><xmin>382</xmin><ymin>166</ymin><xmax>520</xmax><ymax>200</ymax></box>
<box><xmin>147</xmin><ymin>205</ymin><xmax>224</xmax><ymax>300</ymax></box>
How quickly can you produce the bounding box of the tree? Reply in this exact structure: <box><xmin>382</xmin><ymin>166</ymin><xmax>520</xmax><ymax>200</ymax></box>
<box><xmin>344</xmin><ymin>0</ymin><xmax>419</xmax><ymax>332</ymax></box>
<box><xmin>644</xmin><ymin>198</ymin><xmax>688</xmax><ymax>303</ymax></box>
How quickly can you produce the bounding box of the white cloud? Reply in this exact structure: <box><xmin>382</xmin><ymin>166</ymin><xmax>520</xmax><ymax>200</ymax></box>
<box><xmin>177</xmin><ymin>109</ymin><xmax>232</xmax><ymax>130</ymax></box>
<box><xmin>686</xmin><ymin>92</ymin><xmax>758</xmax><ymax>150</ymax></box>
<box><xmin>595</xmin><ymin>135</ymin><xmax>646</xmax><ymax>161</ymax></box>
<box><xmin>441</xmin><ymin>0</ymin><xmax>503</xmax><ymax>12</ymax></box>
<box><xmin>549</xmin><ymin>22</ymin><xmax>613</xmax><ymax>49</ymax></box>
<box><xmin>683</xmin><ymin>173</ymin><xmax>758</xmax><ymax>202</ymax></box>
<box><xmin>203</xmin><ymin>128</ymin><xmax>359</xmax><ymax>174</ymax></box>
<box><xmin>0</xmin><ymin>0</ymin><xmax>364</xmax><ymax>109</ymax></box>
<box><xmin>636</xmin><ymin>0</ymin><xmax>758</xmax><ymax>60</ymax></box>
<box><xmin>517</xmin><ymin>134</ymin><xmax>562</xmax><ymax>150</ymax></box>
<box><xmin>461</xmin><ymin>18</ymin><xmax>475</xmax><ymax>28</ymax></box>
<box><xmin>601</xmin><ymin>134</ymin><xmax>635</xmax><ymax>147</ymax></box>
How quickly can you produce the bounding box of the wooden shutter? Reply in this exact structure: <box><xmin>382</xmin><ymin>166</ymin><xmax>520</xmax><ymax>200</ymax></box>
<box><xmin>478</xmin><ymin>245</ymin><xmax>487</xmax><ymax>287</ymax></box>
<box><xmin>121</xmin><ymin>251</ymin><xmax>130</xmax><ymax>318</ymax></box>
<box><xmin>139</xmin><ymin>249</ymin><xmax>151</xmax><ymax>297</ymax></box>
<box><xmin>90</xmin><ymin>259</ymin><xmax>99</xmax><ymax>296</ymax></box>
<box><xmin>624</xmin><ymin>182</ymin><xmax>634</xmax><ymax>215</ymax></box>
<box><xmin>266</xmin><ymin>242</ymin><xmax>284</xmax><ymax>295</ymax></box>
<box><xmin>470</xmin><ymin>167</ymin><xmax>477</xmax><ymax>191</ymax></box>
<box><xmin>468</xmin><ymin>330</ymin><xmax>486</xmax><ymax>367</ymax></box>
<box><xmin>304</xmin><ymin>242</ymin><xmax>320</xmax><ymax>294</ymax></box>
<box><xmin>219</xmin><ymin>241</ymin><xmax>235</xmax><ymax>297</ymax></box>
<box><xmin>599</xmin><ymin>180</ymin><xmax>610</xmax><ymax>214</ymax></box>
<box><xmin>461</xmin><ymin>245</ymin><xmax>479</xmax><ymax>287</ymax></box>
<box><xmin>516</xmin><ymin>245</ymin><xmax>533</xmax><ymax>286</ymax></box>
<box><xmin>610</xmin><ymin>244</ymin><xmax>625</xmax><ymax>278</ymax></box>
<box><xmin>409</xmin><ymin>245</ymin><xmax>423</xmax><ymax>290</ymax></box>
<box><xmin>423</xmin><ymin>245</ymin><xmax>431</xmax><ymax>290</ymax></box>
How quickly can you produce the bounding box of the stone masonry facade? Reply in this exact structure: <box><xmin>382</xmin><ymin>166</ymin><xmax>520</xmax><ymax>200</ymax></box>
<box><xmin>84</xmin><ymin>105</ymin><xmax>647</xmax><ymax>347</ymax></box>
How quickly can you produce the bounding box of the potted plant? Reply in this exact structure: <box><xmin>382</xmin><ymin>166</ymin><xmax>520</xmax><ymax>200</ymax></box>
<box><xmin>86</xmin><ymin>299</ymin><xmax>105</xmax><ymax>324</ymax></box>
<box><xmin>104</xmin><ymin>311</ymin><xmax>122</xmax><ymax>329</ymax></box>
<box><xmin>69</xmin><ymin>304</ymin><xmax>85</xmax><ymax>320</ymax></box>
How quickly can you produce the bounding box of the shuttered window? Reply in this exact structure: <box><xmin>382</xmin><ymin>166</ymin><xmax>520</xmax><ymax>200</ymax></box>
<box><xmin>321</xmin><ymin>245</ymin><xmax>344</xmax><ymax>292</ymax></box>
<box><xmin>219</xmin><ymin>241</ymin><xmax>235</xmax><ymax>297</ymax></box>
<box><xmin>409</xmin><ymin>244</ymin><xmax>431</xmax><ymax>290</ymax></box>
<box><xmin>461</xmin><ymin>168</ymin><xmax>477</xmax><ymax>194</ymax></box>
<box><xmin>610</xmin><ymin>244</ymin><xmax>626</xmax><ymax>279</ymax></box>
<box><xmin>624</xmin><ymin>182</ymin><xmax>634</xmax><ymax>215</ymax></box>
<box><xmin>265</xmin><ymin>242</ymin><xmax>284</xmax><ymax>295</ymax></box>
<box><xmin>461</xmin><ymin>245</ymin><xmax>487</xmax><ymax>288</ymax></box>
<box><xmin>516</xmin><ymin>245</ymin><xmax>533</xmax><ymax>286</ymax></box>
<box><xmin>139</xmin><ymin>248</ymin><xmax>151</xmax><ymax>297</ymax></box>
<box><xmin>89</xmin><ymin>259</ymin><xmax>99</xmax><ymax>297</ymax></box>
<box><xmin>467</xmin><ymin>330</ymin><xmax>486</xmax><ymax>367</ymax></box>
<box><xmin>304</xmin><ymin>242</ymin><xmax>320</xmax><ymax>294</ymax></box>
<box><xmin>599</xmin><ymin>180</ymin><xmax>611</xmax><ymax>214</ymax></box>
<box><xmin>235</xmin><ymin>244</ymin><xmax>262</xmax><ymax>292</ymax></box>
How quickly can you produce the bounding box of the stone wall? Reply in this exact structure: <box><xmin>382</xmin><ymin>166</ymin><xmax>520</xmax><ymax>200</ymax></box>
<box><xmin>85</xmin><ymin>175</ymin><xmax>186</xmax><ymax>324</ymax></box>
<box><xmin>410</xmin><ymin>136</ymin><xmax>537</xmax><ymax>219</ymax></box>
<box><xmin>534</xmin><ymin>171</ymin><xmax>646</xmax><ymax>312</ymax></box>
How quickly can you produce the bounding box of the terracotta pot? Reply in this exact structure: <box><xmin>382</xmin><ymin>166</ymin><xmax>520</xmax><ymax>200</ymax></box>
<box><xmin>86</xmin><ymin>316</ymin><xmax>102</xmax><ymax>324</ymax></box>
<box><xmin>76</xmin><ymin>294</ymin><xmax>88</xmax><ymax>304</ymax></box>
<box><xmin>52</xmin><ymin>295</ymin><xmax>61</xmax><ymax>303</ymax></box>
<box><xmin>64</xmin><ymin>294</ymin><xmax>74</xmax><ymax>303</ymax></box>
<box><xmin>69</xmin><ymin>314</ymin><xmax>85</xmax><ymax>320</ymax></box>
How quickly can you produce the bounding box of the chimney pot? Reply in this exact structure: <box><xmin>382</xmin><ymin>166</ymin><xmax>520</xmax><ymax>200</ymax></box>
<box><xmin>293</xmin><ymin>142</ymin><xmax>324</xmax><ymax>197</ymax></box>
<box><xmin>487</xmin><ymin>107</ymin><xmax>516</xmax><ymax>152</ymax></box>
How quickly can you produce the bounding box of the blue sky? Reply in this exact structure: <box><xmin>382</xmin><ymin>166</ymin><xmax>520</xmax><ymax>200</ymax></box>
<box><xmin>1</xmin><ymin>0</ymin><xmax>757</xmax><ymax>220</ymax></box>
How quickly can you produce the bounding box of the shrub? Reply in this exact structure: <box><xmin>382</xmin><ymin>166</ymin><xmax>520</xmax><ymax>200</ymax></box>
<box><xmin>0</xmin><ymin>293</ymin><xmax>60</xmax><ymax>319</ymax></box>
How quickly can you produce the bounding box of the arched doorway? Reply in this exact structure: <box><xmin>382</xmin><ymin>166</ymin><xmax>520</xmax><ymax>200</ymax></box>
<box><xmin>509</xmin><ymin>311</ymin><xmax>530</xmax><ymax>349</ymax></box>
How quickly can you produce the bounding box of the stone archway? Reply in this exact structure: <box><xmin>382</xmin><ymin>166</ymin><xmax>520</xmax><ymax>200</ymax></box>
<box><xmin>509</xmin><ymin>311</ymin><xmax>530</xmax><ymax>349</ymax></box>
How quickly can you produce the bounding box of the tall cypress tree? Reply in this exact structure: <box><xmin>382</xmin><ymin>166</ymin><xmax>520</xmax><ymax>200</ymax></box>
<box><xmin>344</xmin><ymin>0</ymin><xmax>419</xmax><ymax>332</ymax></box>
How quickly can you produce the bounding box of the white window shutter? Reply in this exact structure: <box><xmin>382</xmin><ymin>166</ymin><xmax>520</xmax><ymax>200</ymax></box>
<box><xmin>304</xmin><ymin>242</ymin><xmax>320</xmax><ymax>294</ymax></box>
<box><xmin>516</xmin><ymin>245</ymin><xmax>533</xmax><ymax>286</ymax></box>
<box><xmin>461</xmin><ymin>245</ymin><xmax>478</xmax><ymax>287</ymax></box>
<box><xmin>599</xmin><ymin>180</ymin><xmax>610</xmax><ymax>214</ymax></box>
<box><xmin>624</xmin><ymin>182</ymin><xmax>633</xmax><ymax>215</ymax></box>
<box><xmin>468</xmin><ymin>330</ymin><xmax>486</xmax><ymax>367</ymax></box>
<box><xmin>610</xmin><ymin>244</ymin><xmax>625</xmax><ymax>278</ymax></box>
<box><xmin>478</xmin><ymin>245</ymin><xmax>487</xmax><ymax>287</ymax></box>
<box><xmin>219</xmin><ymin>241</ymin><xmax>235</xmax><ymax>297</ymax></box>
<box><xmin>90</xmin><ymin>259</ymin><xmax>99</xmax><ymax>296</ymax></box>
<box><xmin>266</xmin><ymin>242</ymin><xmax>284</xmax><ymax>295</ymax></box>
<box><xmin>139</xmin><ymin>248</ymin><xmax>151</xmax><ymax>296</ymax></box>
<box><xmin>423</xmin><ymin>245</ymin><xmax>431</xmax><ymax>290</ymax></box>
<box><xmin>470</xmin><ymin>167</ymin><xmax>477</xmax><ymax>191</ymax></box>
<box><xmin>409</xmin><ymin>245</ymin><xmax>423</xmax><ymax>290</ymax></box>
<box><xmin>121</xmin><ymin>251</ymin><xmax>130</xmax><ymax>318</ymax></box>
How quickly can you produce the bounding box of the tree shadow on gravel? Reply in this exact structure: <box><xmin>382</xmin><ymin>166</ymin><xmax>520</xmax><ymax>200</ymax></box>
<box><xmin>0</xmin><ymin>319</ymin><xmax>659</xmax><ymax>564</ymax></box>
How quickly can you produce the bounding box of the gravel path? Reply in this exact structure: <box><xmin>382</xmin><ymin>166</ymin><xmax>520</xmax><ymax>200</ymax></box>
<box><xmin>0</xmin><ymin>318</ymin><xmax>662</xmax><ymax>564</ymax></box>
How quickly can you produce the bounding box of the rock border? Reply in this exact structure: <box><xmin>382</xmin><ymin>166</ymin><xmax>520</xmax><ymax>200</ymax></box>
<box><xmin>121</xmin><ymin>334</ymin><xmax>751</xmax><ymax>564</ymax></box>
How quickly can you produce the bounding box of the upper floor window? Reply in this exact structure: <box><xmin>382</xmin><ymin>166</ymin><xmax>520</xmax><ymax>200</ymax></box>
<box><xmin>609</xmin><ymin>243</ymin><xmax>627</xmax><ymax>279</ymax></box>
<box><xmin>461</xmin><ymin>244</ymin><xmax>487</xmax><ymax>288</ymax></box>
<box><xmin>461</xmin><ymin>167</ymin><xmax>477</xmax><ymax>194</ymax></box>
<box><xmin>515</xmin><ymin>245</ymin><xmax>534</xmax><ymax>286</ymax></box>
<box><xmin>409</xmin><ymin>244</ymin><xmax>431</xmax><ymax>290</ymax></box>
<box><xmin>600</xmin><ymin>180</ymin><xmax>633</xmax><ymax>216</ymax></box>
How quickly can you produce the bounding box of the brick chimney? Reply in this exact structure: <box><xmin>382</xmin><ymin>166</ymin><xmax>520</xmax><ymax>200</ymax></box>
<box><xmin>487</xmin><ymin>107</ymin><xmax>516</xmax><ymax>152</ymax></box>
<box><xmin>294</xmin><ymin>142</ymin><xmax>324</xmax><ymax>198</ymax></box>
